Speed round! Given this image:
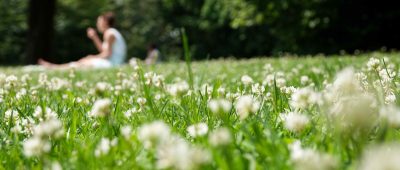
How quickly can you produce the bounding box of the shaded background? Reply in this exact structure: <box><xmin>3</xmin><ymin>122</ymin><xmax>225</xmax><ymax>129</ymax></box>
<box><xmin>0</xmin><ymin>0</ymin><xmax>399</xmax><ymax>65</ymax></box>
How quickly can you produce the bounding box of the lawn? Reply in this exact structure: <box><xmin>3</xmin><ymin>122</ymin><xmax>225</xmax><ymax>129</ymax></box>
<box><xmin>1</xmin><ymin>52</ymin><xmax>400</xmax><ymax>170</ymax></box>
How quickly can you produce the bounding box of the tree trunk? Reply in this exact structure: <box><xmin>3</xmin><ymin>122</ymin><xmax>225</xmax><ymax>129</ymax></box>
<box><xmin>26</xmin><ymin>0</ymin><xmax>56</xmax><ymax>64</ymax></box>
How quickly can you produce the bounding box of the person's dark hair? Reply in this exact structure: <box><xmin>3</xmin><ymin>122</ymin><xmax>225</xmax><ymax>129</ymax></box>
<box><xmin>148</xmin><ymin>44</ymin><xmax>158</xmax><ymax>50</ymax></box>
<box><xmin>101</xmin><ymin>12</ymin><xmax>115</xmax><ymax>27</ymax></box>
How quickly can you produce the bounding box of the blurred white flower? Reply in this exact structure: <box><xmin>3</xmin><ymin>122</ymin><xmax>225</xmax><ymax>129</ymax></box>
<box><xmin>380</xmin><ymin>105</ymin><xmax>400</xmax><ymax>128</ymax></box>
<box><xmin>366</xmin><ymin>57</ymin><xmax>381</xmax><ymax>71</ymax></box>
<box><xmin>209</xmin><ymin>127</ymin><xmax>232</xmax><ymax>147</ymax></box>
<box><xmin>289</xmin><ymin>141</ymin><xmax>337</xmax><ymax>170</ymax></box>
<box><xmin>129</xmin><ymin>58</ymin><xmax>140</xmax><ymax>70</ymax></box>
<box><xmin>94</xmin><ymin>138</ymin><xmax>111</xmax><ymax>157</ymax></box>
<box><xmin>208</xmin><ymin>99</ymin><xmax>232</xmax><ymax>114</ymax></box>
<box><xmin>235</xmin><ymin>95</ymin><xmax>260</xmax><ymax>120</ymax></box>
<box><xmin>358</xmin><ymin>143</ymin><xmax>400</xmax><ymax>170</ymax></box>
<box><xmin>33</xmin><ymin>106</ymin><xmax>58</xmax><ymax>121</ymax></box>
<box><xmin>120</xmin><ymin>125</ymin><xmax>132</xmax><ymax>140</ymax></box>
<box><xmin>385</xmin><ymin>93</ymin><xmax>396</xmax><ymax>104</ymax></box>
<box><xmin>124</xmin><ymin>107</ymin><xmax>139</xmax><ymax>118</ymax></box>
<box><xmin>251</xmin><ymin>83</ymin><xmax>265</xmax><ymax>95</ymax></box>
<box><xmin>137</xmin><ymin>97</ymin><xmax>147</xmax><ymax>106</ymax></box>
<box><xmin>95</xmin><ymin>82</ymin><xmax>111</xmax><ymax>93</ymax></box>
<box><xmin>187</xmin><ymin>123</ymin><xmax>208</xmax><ymax>137</ymax></box>
<box><xmin>89</xmin><ymin>99</ymin><xmax>112</xmax><ymax>117</ymax></box>
<box><xmin>4</xmin><ymin>75</ymin><xmax>18</xmax><ymax>89</ymax></box>
<box><xmin>300</xmin><ymin>76</ymin><xmax>310</xmax><ymax>85</ymax></box>
<box><xmin>4</xmin><ymin>109</ymin><xmax>19</xmax><ymax>121</ymax></box>
<box><xmin>51</xmin><ymin>161</ymin><xmax>63</xmax><ymax>170</ymax></box>
<box><xmin>324</xmin><ymin>68</ymin><xmax>378</xmax><ymax>132</ymax></box>
<box><xmin>290</xmin><ymin>87</ymin><xmax>320</xmax><ymax>109</ymax></box>
<box><xmin>23</xmin><ymin>137</ymin><xmax>51</xmax><ymax>157</ymax></box>
<box><xmin>329</xmin><ymin>68</ymin><xmax>363</xmax><ymax>97</ymax></box>
<box><xmin>281</xmin><ymin>112</ymin><xmax>310</xmax><ymax>133</ymax></box>
<box><xmin>167</xmin><ymin>81</ymin><xmax>189</xmax><ymax>97</ymax></box>
<box><xmin>241</xmin><ymin>75</ymin><xmax>253</xmax><ymax>85</ymax></box>
<box><xmin>33</xmin><ymin>118</ymin><xmax>64</xmax><ymax>139</ymax></box>
<box><xmin>157</xmin><ymin>137</ymin><xmax>210</xmax><ymax>170</ymax></box>
<box><xmin>138</xmin><ymin>121</ymin><xmax>171</xmax><ymax>149</ymax></box>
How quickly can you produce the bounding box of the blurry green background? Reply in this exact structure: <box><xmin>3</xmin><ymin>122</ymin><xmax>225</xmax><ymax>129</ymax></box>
<box><xmin>0</xmin><ymin>0</ymin><xmax>399</xmax><ymax>64</ymax></box>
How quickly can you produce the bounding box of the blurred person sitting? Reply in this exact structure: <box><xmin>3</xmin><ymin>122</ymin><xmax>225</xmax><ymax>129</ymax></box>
<box><xmin>39</xmin><ymin>12</ymin><xmax>126</xmax><ymax>68</ymax></box>
<box><xmin>144</xmin><ymin>44</ymin><xmax>161</xmax><ymax>65</ymax></box>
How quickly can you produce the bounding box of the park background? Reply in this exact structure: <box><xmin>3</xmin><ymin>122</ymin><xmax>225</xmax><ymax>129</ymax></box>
<box><xmin>0</xmin><ymin>0</ymin><xmax>399</xmax><ymax>65</ymax></box>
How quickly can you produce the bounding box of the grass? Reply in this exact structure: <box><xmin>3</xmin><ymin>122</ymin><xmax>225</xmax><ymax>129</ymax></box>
<box><xmin>1</xmin><ymin>51</ymin><xmax>400</xmax><ymax>169</ymax></box>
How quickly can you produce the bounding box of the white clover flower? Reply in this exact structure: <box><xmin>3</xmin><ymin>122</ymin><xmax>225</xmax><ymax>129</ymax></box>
<box><xmin>75</xmin><ymin>81</ymin><xmax>86</xmax><ymax>88</ymax></box>
<box><xmin>129</xmin><ymin>58</ymin><xmax>140</xmax><ymax>69</ymax></box>
<box><xmin>235</xmin><ymin>95</ymin><xmax>260</xmax><ymax>120</ymax></box>
<box><xmin>379</xmin><ymin>105</ymin><xmax>400</xmax><ymax>128</ymax></box>
<box><xmin>23</xmin><ymin>137</ymin><xmax>51</xmax><ymax>157</ymax></box>
<box><xmin>89</xmin><ymin>99</ymin><xmax>112</xmax><ymax>117</ymax></box>
<box><xmin>289</xmin><ymin>141</ymin><xmax>337</xmax><ymax>170</ymax></box>
<box><xmin>11</xmin><ymin>124</ymin><xmax>22</xmax><ymax>133</ymax></box>
<box><xmin>281</xmin><ymin>86</ymin><xmax>297</xmax><ymax>95</ymax></box>
<box><xmin>155</xmin><ymin>93</ymin><xmax>163</xmax><ymax>100</ymax></box>
<box><xmin>51</xmin><ymin>161</ymin><xmax>63</xmax><ymax>170</ymax></box>
<box><xmin>4</xmin><ymin>75</ymin><xmax>18</xmax><ymax>89</ymax></box>
<box><xmin>95</xmin><ymin>82</ymin><xmax>111</xmax><ymax>93</ymax></box>
<box><xmin>241</xmin><ymin>75</ymin><xmax>254</xmax><ymax>85</ymax></box>
<box><xmin>290</xmin><ymin>87</ymin><xmax>320</xmax><ymax>109</ymax></box>
<box><xmin>16</xmin><ymin>88</ymin><xmax>27</xmax><ymax>100</ymax></box>
<box><xmin>94</xmin><ymin>138</ymin><xmax>111</xmax><ymax>157</ymax></box>
<box><xmin>276</xmin><ymin>78</ymin><xmax>287</xmax><ymax>88</ymax></box>
<box><xmin>263</xmin><ymin>74</ymin><xmax>275</xmax><ymax>86</ymax></box>
<box><xmin>300</xmin><ymin>76</ymin><xmax>310</xmax><ymax>85</ymax></box>
<box><xmin>251</xmin><ymin>83</ymin><xmax>265</xmax><ymax>95</ymax></box>
<box><xmin>209</xmin><ymin>127</ymin><xmax>232</xmax><ymax>147</ymax></box>
<box><xmin>4</xmin><ymin>109</ymin><xmax>19</xmax><ymax>121</ymax></box>
<box><xmin>328</xmin><ymin>93</ymin><xmax>378</xmax><ymax>130</ymax></box>
<box><xmin>200</xmin><ymin>84</ymin><xmax>213</xmax><ymax>96</ymax></box>
<box><xmin>153</xmin><ymin>75</ymin><xmax>164</xmax><ymax>88</ymax></box>
<box><xmin>187</xmin><ymin>123</ymin><xmax>208</xmax><ymax>137</ymax></box>
<box><xmin>208</xmin><ymin>99</ymin><xmax>232</xmax><ymax>114</ymax></box>
<box><xmin>263</xmin><ymin>63</ymin><xmax>274</xmax><ymax>73</ymax></box>
<box><xmin>157</xmin><ymin>137</ymin><xmax>210</xmax><ymax>170</ymax></box>
<box><xmin>124</xmin><ymin>107</ymin><xmax>139</xmax><ymax>118</ymax></box>
<box><xmin>49</xmin><ymin>78</ymin><xmax>70</xmax><ymax>91</ymax></box>
<box><xmin>366</xmin><ymin>57</ymin><xmax>381</xmax><ymax>71</ymax></box>
<box><xmin>33</xmin><ymin>106</ymin><xmax>58</xmax><ymax>121</ymax></box>
<box><xmin>379</xmin><ymin>68</ymin><xmax>396</xmax><ymax>82</ymax></box>
<box><xmin>330</xmin><ymin>68</ymin><xmax>363</xmax><ymax>97</ymax></box>
<box><xmin>137</xmin><ymin>97</ymin><xmax>147</xmax><ymax>106</ymax></box>
<box><xmin>120</xmin><ymin>125</ymin><xmax>132</xmax><ymax>140</ymax></box>
<box><xmin>33</xmin><ymin>118</ymin><xmax>64</xmax><ymax>139</ymax></box>
<box><xmin>167</xmin><ymin>81</ymin><xmax>189</xmax><ymax>97</ymax></box>
<box><xmin>138</xmin><ymin>121</ymin><xmax>171</xmax><ymax>149</ymax></box>
<box><xmin>385</xmin><ymin>92</ymin><xmax>396</xmax><ymax>104</ymax></box>
<box><xmin>324</xmin><ymin>68</ymin><xmax>378</xmax><ymax>132</ymax></box>
<box><xmin>358</xmin><ymin>143</ymin><xmax>400</xmax><ymax>170</ymax></box>
<box><xmin>217</xmin><ymin>87</ymin><xmax>226</xmax><ymax>96</ymax></box>
<box><xmin>280</xmin><ymin>112</ymin><xmax>310</xmax><ymax>133</ymax></box>
<box><xmin>226</xmin><ymin>92</ymin><xmax>240</xmax><ymax>101</ymax></box>
<box><xmin>144</xmin><ymin>72</ymin><xmax>155</xmax><ymax>85</ymax></box>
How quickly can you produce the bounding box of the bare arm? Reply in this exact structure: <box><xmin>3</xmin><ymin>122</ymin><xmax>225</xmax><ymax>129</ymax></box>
<box><xmin>91</xmin><ymin>31</ymin><xmax>115</xmax><ymax>59</ymax></box>
<box><xmin>87</xmin><ymin>28</ymin><xmax>103</xmax><ymax>52</ymax></box>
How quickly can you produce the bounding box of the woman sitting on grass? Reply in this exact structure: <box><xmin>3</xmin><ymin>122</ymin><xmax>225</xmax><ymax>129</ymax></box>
<box><xmin>39</xmin><ymin>12</ymin><xmax>126</xmax><ymax>68</ymax></box>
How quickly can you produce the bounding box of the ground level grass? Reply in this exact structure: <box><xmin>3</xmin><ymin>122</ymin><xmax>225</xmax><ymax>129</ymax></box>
<box><xmin>1</xmin><ymin>52</ymin><xmax>400</xmax><ymax>169</ymax></box>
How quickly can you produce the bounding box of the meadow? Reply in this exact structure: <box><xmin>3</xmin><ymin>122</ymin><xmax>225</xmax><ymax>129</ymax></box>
<box><xmin>1</xmin><ymin>52</ymin><xmax>400</xmax><ymax>170</ymax></box>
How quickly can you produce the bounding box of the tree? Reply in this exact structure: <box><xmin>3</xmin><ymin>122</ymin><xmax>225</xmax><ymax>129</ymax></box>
<box><xmin>26</xmin><ymin>0</ymin><xmax>56</xmax><ymax>64</ymax></box>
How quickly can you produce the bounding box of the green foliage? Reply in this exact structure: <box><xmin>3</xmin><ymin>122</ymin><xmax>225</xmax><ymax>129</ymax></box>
<box><xmin>0</xmin><ymin>0</ymin><xmax>27</xmax><ymax>64</ymax></box>
<box><xmin>0</xmin><ymin>0</ymin><xmax>398</xmax><ymax>64</ymax></box>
